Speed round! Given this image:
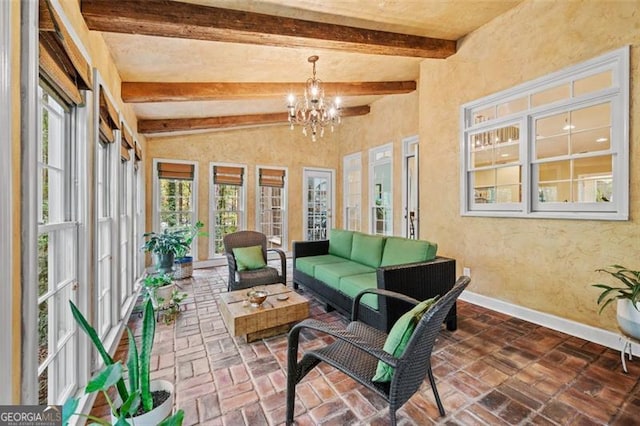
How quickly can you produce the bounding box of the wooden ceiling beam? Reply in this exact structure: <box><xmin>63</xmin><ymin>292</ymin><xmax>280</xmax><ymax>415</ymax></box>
<box><xmin>122</xmin><ymin>81</ymin><xmax>416</xmax><ymax>103</ymax></box>
<box><xmin>138</xmin><ymin>105</ymin><xmax>371</xmax><ymax>134</ymax></box>
<box><xmin>81</xmin><ymin>0</ymin><xmax>456</xmax><ymax>58</ymax></box>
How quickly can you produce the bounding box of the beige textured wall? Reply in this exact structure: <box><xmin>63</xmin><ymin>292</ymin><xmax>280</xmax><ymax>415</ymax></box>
<box><xmin>146</xmin><ymin>91</ymin><xmax>420</xmax><ymax>259</ymax></box>
<box><xmin>419</xmin><ymin>0</ymin><xmax>640</xmax><ymax>331</ymax></box>
<box><xmin>146</xmin><ymin>125</ymin><xmax>341</xmax><ymax>259</ymax></box>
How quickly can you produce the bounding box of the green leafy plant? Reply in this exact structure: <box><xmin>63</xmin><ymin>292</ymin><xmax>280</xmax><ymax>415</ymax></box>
<box><xmin>64</xmin><ymin>299</ymin><xmax>184</xmax><ymax>425</ymax></box>
<box><xmin>142</xmin><ymin>273</ymin><xmax>174</xmax><ymax>304</ymax></box>
<box><xmin>158</xmin><ymin>289</ymin><xmax>188</xmax><ymax>325</ymax></box>
<box><xmin>173</xmin><ymin>220</ymin><xmax>207</xmax><ymax>259</ymax></box>
<box><xmin>141</xmin><ymin>228</ymin><xmax>190</xmax><ymax>256</ymax></box>
<box><xmin>592</xmin><ymin>265</ymin><xmax>640</xmax><ymax>314</ymax></box>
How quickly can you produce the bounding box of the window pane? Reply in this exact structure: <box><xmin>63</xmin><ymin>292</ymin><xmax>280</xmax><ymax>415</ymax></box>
<box><xmin>574</xmin><ymin>71</ymin><xmax>612</xmax><ymax>96</ymax></box>
<box><xmin>472</xmin><ymin>106</ymin><xmax>495</xmax><ymax>123</ymax></box>
<box><xmin>531</xmin><ymin>83</ymin><xmax>570</xmax><ymax>107</ymax></box>
<box><xmin>497</xmin><ymin>97</ymin><xmax>527</xmax><ymax>117</ymax></box>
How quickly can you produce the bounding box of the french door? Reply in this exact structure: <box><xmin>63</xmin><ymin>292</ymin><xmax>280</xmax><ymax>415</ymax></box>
<box><xmin>303</xmin><ymin>168</ymin><xmax>334</xmax><ymax>241</ymax></box>
<box><xmin>403</xmin><ymin>137</ymin><xmax>419</xmax><ymax>239</ymax></box>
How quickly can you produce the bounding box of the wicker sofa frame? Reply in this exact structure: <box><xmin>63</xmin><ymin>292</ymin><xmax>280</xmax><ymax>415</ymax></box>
<box><xmin>292</xmin><ymin>239</ymin><xmax>457</xmax><ymax>332</ymax></box>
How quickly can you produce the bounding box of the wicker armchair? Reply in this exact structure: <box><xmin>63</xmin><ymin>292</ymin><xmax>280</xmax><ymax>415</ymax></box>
<box><xmin>286</xmin><ymin>276</ymin><xmax>470</xmax><ymax>425</ymax></box>
<box><xmin>223</xmin><ymin>231</ymin><xmax>287</xmax><ymax>291</ymax></box>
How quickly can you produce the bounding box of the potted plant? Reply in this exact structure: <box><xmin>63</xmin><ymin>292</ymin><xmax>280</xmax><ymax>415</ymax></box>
<box><xmin>173</xmin><ymin>221</ymin><xmax>207</xmax><ymax>279</ymax></box>
<box><xmin>142</xmin><ymin>273</ymin><xmax>175</xmax><ymax>309</ymax></box>
<box><xmin>141</xmin><ymin>228</ymin><xmax>190</xmax><ymax>274</ymax></box>
<box><xmin>63</xmin><ymin>299</ymin><xmax>184</xmax><ymax>425</ymax></box>
<box><xmin>593</xmin><ymin>264</ymin><xmax>640</xmax><ymax>339</ymax></box>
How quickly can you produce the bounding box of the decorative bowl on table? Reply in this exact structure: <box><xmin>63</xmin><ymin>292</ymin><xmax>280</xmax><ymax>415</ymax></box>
<box><xmin>247</xmin><ymin>289</ymin><xmax>269</xmax><ymax>307</ymax></box>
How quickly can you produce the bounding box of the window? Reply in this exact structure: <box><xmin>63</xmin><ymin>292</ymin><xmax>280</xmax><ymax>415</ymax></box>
<box><xmin>37</xmin><ymin>85</ymin><xmax>78</xmax><ymax>405</ymax></box>
<box><xmin>153</xmin><ymin>160</ymin><xmax>198</xmax><ymax>261</ymax></box>
<box><xmin>211</xmin><ymin>164</ymin><xmax>245</xmax><ymax>255</ymax></box>
<box><xmin>96</xmin><ymin>84</ymin><xmax>118</xmax><ymax>338</ymax></box>
<box><xmin>343</xmin><ymin>153</ymin><xmax>361</xmax><ymax>231</ymax></box>
<box><xmin>461</xmin><ymin>47</ymin><xmax>629</xmax><ymax>220</ymax></box>
<box><xmin>119</xmin><ymin>131</ymin><xmax>133</xmax><ymax>307</ymax></box>
<box><xmin>133</xmin><ymin>143</ymin><xmax>144</xmax><ymax>279</ymax></box>
<box><xmin>257</xmin><ymin>167</ymin><xmax>287</xmax><ymax>250</ymax></box>
<box><xmin>369</xmin><ymin>145</ymin><xmax>393</xmax><ymax>235</ymax></box>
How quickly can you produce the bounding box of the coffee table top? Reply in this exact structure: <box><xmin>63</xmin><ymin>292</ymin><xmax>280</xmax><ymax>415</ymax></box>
<box><xmin>219</xmin><ymin>284</ymin><xmax>309</xmax><ymax>337</ymax></box>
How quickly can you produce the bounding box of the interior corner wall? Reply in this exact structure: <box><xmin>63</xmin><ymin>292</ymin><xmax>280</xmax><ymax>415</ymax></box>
<box><xmin>419</xmin><ymin>0</ymin><xmax>640</xmax><ymax>332</ymax></box>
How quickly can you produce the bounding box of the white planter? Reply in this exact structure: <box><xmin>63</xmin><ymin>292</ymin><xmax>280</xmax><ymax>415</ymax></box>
<box><xmin>112</xmin><ymin>379</ymin><xmax>175</xmax><ymax>426</ymax></box>
<box><xmin>617</xmin><ymin>299</ymin><xmax>640</xmax><ymax>340</ymax></box>
<box><xmin>154</xmin><ymin>284</ymin><xmax>175</xmax><ymax>309</ymax></box>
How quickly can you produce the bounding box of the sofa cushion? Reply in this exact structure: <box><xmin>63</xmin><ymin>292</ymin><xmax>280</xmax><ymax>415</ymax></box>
<box><xmin>314</xmin><ymin>261</ymin><xmax>376</xmax><ymax>290</ymax></box>
<box><xmin>232</xmin><ymin>245</ymin><xmax>266</xmax><ymax>271</ymax></box>
<box><xmin>372</xmin><ymin>297</ymin><xmax>438</xmax><ymax>382</ymax></box>
<box><xmin>295</xmin><ymin>254</ymin><xmax>348</xmax><ymax>277</ymax></box>
<box><xmin>350</xmin><ymin>233</ymin><xmax>386</xmax><ymax>268</ymax></box>
<box><xmin>328</xmin><ymin>229</ymin><xmax>354</xmax><ymax>259</ymax></box>
<box><xmin>339</xmin><ymin>273</ymin><xmax>378</xmax><ymax>310</ymax></box>
<box><xmin>380</xmin><ymin>237</ymin><xmax>438</xmax><ymax>267</ymax></box>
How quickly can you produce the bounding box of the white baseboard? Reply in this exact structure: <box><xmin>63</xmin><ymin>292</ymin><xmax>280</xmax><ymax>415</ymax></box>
<box><xmin>460</xmin><ymin>290</ymin><xmax>640</xmax><ymax>355</ymax></box>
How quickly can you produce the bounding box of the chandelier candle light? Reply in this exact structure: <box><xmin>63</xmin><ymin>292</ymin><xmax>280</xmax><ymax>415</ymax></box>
<box><xmin>287</xmin><ymin>55</ymin><xmax>341</xmax><ymax>142</ymax></box>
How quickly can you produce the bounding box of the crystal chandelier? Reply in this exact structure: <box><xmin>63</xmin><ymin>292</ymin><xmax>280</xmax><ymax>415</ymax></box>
<box><xmin>287</xmin><ymin>55</ymin><xmax>341</xmax><ymax>142</ymax></box>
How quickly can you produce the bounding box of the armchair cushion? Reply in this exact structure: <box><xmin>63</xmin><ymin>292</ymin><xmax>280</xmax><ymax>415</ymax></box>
<box><xmin>372</xmin><ymin>297</ymin><xmax>438</xmax><ymax>382</ymax></box>
<box><xmin>232</xmin><ymin>245</ymin><xmax>267</xmax><ymax>271</ymax></box>
<box><xmin>350</xmin><ymin>233</ymin><xmax>385</xmax><ymax>268</ymax></box>
<box><xmin>380</xmin><ymin>237</ymin><xmax>437</xmax><ymax>267</ymax></box>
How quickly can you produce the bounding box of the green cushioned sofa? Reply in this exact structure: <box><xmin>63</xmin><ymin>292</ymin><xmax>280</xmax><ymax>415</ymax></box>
<box><xmin>293</xmin><ymin>229</ymin><xmax>457</xmax><ymax>332</ymax></box>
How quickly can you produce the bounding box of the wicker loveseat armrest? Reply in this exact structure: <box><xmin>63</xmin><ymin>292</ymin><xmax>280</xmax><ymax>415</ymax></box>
<box><xmin>288</xmin><ymin>319</ymin><xmax>399</xmax><ymax>368</ymax></box>
<box><xmin>376</xmin><ymin>256</ymin><xmax>456</xmax><ymax>331</ymax></box>
<box><xmin>267</xmin><ymin>247</ymin><xmax>287</xmax><ymax>283</ymax></box>
<box><xmin>352</xmin><ymin>288</ymin><xmax>420</xmax><ymax>323</ymax></box>
<box><xmin>292</xmin><ymin>239</ymin><xmax>329</xmax><ymax>259</ymax></box>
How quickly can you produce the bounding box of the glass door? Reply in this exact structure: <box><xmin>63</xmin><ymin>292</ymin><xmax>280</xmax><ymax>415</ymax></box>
<box><xmin>369</xmin><ymin>145</ymin><xmax>393</xmax><ymax>236</ymax></box>
<box><xmin>303</xmin><ymin>168</ymin><xmax>334</xmax><ymax>240</ymax></box>
<box><xmin>403</xmin><ymin>137</ymin><xmax>419</xmax><ymax>239</ymax></box>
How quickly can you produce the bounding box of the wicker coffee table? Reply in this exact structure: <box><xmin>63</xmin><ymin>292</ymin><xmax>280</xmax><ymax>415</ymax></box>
<box><xmin>219</xmin><ymin>284</ymin><xmax>309</xmax><ymax>342</ymax></box>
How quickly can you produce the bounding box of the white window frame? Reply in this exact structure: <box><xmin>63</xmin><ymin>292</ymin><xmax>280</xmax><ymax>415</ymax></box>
<box><xmin>343</xmin><ymin>152</ymin><xmax>362</xmax><ymax>232</ymax></box>
<box><xmin>37</xmin><ymin>83</ymin><xmax>80</xmax><ymax>405</ymax></box>
<box><xmin>255</xmin><ymin>165</ymin><xmax>288</xmax><ymax>251</ymax></box>
<box><xmin>93</xmin><ymin>73</ymin><xmax>118</xmax><ymax>343</ymax></box>
<box><xmin>119</xmin><ymin>136</ymin><xmax>134</xmax><ymax>309</ymax></box>
<box><xmin>369</xmin><ymin>144</ymin><xmax>393</xmax><ymax>236</ymax></box>
<box><xmin>133</xmin><ymin>152</ymin><xmax>145</xmax><ymax>280</ymax></box>
<box><xmin>0</xmin><ymin>0</ymin><xmax>12</xmax><ymax>404</ymax></box>
<box><xmin>153</xmin><ymin>158</ymin><xmax>199</xmax><ymax>258</ymax></box>
<box><xmin>460</xmin><ymin>46</ymin><xmax>629</xmax><ymax>220</ymax></box>
<box><xmin>209</xmin><ymin>162</ymin><xmax>247</xmax><ymax>257</ymax></box>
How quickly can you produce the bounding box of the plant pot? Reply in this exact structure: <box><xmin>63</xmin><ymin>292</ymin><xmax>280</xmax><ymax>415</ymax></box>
<box><xmin>617</xmin><ymin>299</ymin><xmax>640</xmax><ymax>339</ymax></box>
<box><xmin>174</xmin><ymin>256</ymin><xmax>193</xmax><ymax>279</ymax></box>
<box><xmin>153</xmin><ymin>283</ymin><xmax>176</xmax><ymax>309</ymax></box>
<box><xmin>156</xmin><ymin>253</ymin><xmax>175</xmax><ymax>274</ymax></box>
<box><xmin>112</xmin><ymin>379</ymin><xmax>175</xmax><ymax>426</ymax></box>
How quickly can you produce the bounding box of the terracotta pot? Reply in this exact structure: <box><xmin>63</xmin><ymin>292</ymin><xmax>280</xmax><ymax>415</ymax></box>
<box><xmin>617</xmin><ymin>299</ymin><xmax>640</xmax><ymax>339</ymax></box>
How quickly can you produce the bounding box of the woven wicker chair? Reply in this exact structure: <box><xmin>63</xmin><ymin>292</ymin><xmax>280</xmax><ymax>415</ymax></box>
<box><xmin>223</xmin><ymin>230</ymin><xmax>287</xmax><ymax>291</ymax></box>
<box><xmin>286</xmin><ymin>276</ymin><xmax>470</xmax><ymax>425</ymax></box>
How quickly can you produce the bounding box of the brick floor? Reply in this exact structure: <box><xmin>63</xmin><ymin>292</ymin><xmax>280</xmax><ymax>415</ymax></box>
<box><xmin>91</xmin><ymin>265</ymin><xmax>640</xmax><ymax>425</ymax></box>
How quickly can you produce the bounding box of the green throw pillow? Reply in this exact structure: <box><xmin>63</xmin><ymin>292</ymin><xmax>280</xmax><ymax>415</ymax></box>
<box><xmin>232</xmin><ymin>245</ymin><xmax>266</xmax><ymax>271</ymax></box>
<box><xmin>372</xmin><ymin>297</ymin><xmax>438</xmax><ymax>383</ymax></box>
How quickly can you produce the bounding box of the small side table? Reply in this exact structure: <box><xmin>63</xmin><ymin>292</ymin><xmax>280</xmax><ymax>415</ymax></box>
<box><xmin>618</xmin><ymin>329</ymin><xmax>640</xmax><ymax>373</ymax></box>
